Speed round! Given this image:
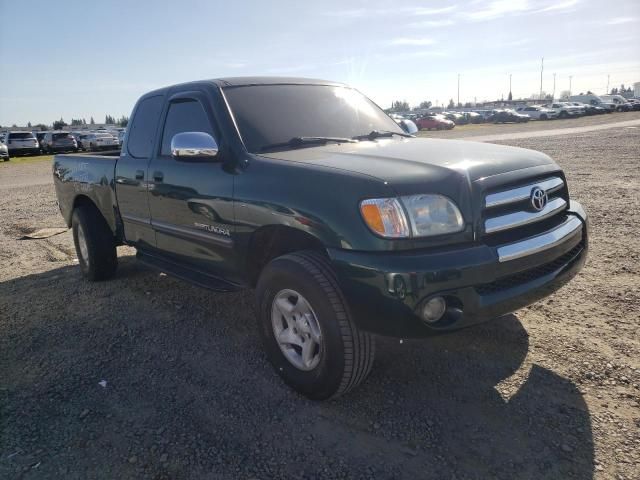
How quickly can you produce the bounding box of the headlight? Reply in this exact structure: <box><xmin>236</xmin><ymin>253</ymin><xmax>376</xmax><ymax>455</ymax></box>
<box><xmin>360</xmin><ymin>194</ymin><xmax>464</xmax><ymax>238</ymax></box>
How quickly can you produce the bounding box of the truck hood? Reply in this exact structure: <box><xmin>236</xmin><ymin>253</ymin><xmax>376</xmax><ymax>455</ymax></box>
<box><xmin>259</xmin><ymin>137</ymin><xmax>556</xmax><ymax>192</ymax></box>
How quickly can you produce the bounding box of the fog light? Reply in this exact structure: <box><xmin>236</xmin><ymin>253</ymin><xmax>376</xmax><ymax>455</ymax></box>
<box><xmin>421</xmin><ymin>296</ymin><xmax>446</xmax><ymax>324</ymax></box>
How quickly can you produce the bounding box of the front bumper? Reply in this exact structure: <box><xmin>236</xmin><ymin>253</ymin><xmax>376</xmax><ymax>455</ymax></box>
<box><xmin>328</xmin><ymin>201</ymin><xmax>588</xmax><ymax>338</ymax></box>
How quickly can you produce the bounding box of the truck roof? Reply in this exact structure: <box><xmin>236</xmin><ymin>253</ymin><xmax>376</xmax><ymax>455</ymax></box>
<box><xmin>212</xmin><ymin>77</ymin><xmax>345</xmax><ymax>87</ymax></box>
<box><xmin>141</xmin><ymin>77</ymin><xmax>347</xmax><ymax>98</ymax></box>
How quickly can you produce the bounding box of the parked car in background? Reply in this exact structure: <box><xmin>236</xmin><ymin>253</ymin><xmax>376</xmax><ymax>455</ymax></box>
<box><xmin>543</xmin><ymin>102</ymin><xmax>582</xmax><ymax>119</ymax></box>
<box><xmin>0</xmin><ymin>141</ymin><xmax>8</xmax><ymax>161</ymax></box>
<box><xmin>416</xmin><ymin>113</ymin><xmax>455</xmax><ymax>130</ymax></box>
<box><xmin>35</xmin><ymin>131</ymin><xmax>48</xmax><ymax>148</ymax></box>
<box><xmin>463</xmin><ymin>111</ymin><xmax>484</xmax><ymax>124</ymax></box>
<box><xmin>515</xmin><ymin>105</ymin><xmax>557</xmax><ymax>120</ymax></box>
<box><xmin>118</xmin><ymin>130</ymin><xmax>126</xmax><ymax>144</ymax></box>
<box><xmin>443</xmin><ymin>112</ymin><xmax>465</xmax><ymax>124</ymax></box>
<box><xmin>489</xmin><ymin>109</ymin><xmax>530</xmax><ymax>123</ymax></box>
<box><xmin>40</xmin><ymin>131</ymin><xmax>78</xmax><ymax>153</ymax></box>
<box><xmin>600</xmin><ymin>95</ymin><xmax>632</xmax><ymax>112</ymax></box>
<box><xmin>76</xmin><ymin>133</ymin><xmax>92</xmax><ymax>150</ymax></box>
<box><xmin>566</xmin><ymin>102</ymin><xmax>606</xmax><ymax>115</ymax></box>
<box><xmin>568</xmin><ymin>94</ymin><xmax>615</xmax><ymax>112</ymax></box>
<box><xmin>391</xmin><ymin>115</ymin><xmax>419</xmax><ymax>135</ymax></box>
<box><xmin>626</xmin><ymin>98</ymin><xmax>640</xmax><ymax>111</ymax></box>
<box><xmin>474</xmin><ymin>110</ymin><xmax>497</xmax><ymax>121</ymax></box>
<box><xmin>83</xmin><ymin>132</ymin><xmax>119</xmax><ymax>151</ymax></box>
<box><xmin>4</xmin><ymin>131</ymin><xmax>40</xmax><ymax>156</ymax></box>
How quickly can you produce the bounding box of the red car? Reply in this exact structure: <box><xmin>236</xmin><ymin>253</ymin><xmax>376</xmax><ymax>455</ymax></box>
<box><xmin>416</xmin><ymin>114</ymin><xmax>455</xmax><ymax>130</ymax></box>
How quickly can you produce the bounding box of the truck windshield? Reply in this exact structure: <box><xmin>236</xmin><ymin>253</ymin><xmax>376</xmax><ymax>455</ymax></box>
<box><xmin>223</xmin><ymin>84</ymin><xmax>403</xmax><ymax>153</ymax></box>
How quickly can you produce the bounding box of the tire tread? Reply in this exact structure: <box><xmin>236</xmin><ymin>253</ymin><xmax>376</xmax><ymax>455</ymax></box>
<box><xmin>283</xmin><ymin>251</ymin><xmax>375</xmax><ymax>398</ymax></box>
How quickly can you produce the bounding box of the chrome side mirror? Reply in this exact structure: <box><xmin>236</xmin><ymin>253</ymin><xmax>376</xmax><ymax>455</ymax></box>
<box><xmin>399</xmin><ymin>119</ymin><xmax>419</xmax><ymax>135</ymax></box>
<box><xmin>171</xmin><ymin>132</ymin><xmax>219</xmax><ymax>161</ymax></box>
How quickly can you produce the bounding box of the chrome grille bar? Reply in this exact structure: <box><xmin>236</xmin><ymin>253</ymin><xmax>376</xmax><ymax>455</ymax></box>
<box><xmin>485</xmin><ymin>197</ymin><xmax>567</xmax><ymax>234</ymax></box>
<box><xmin>485</xmin><ymin>177</ymin><xmax>564</xmax><ymax>208</ymax></box>
<box><xmin>497</xmin><ymin>216</ymin><xmax>583</xmax><ymax>262</ymax></box>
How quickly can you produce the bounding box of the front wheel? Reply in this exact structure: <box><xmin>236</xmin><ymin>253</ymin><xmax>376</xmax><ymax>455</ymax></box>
<box><xmin>72</xmin><ymin>205</ymin><xmax>118</xmax><ymax>281</ymax></box>
<box><xmin>256</xmin><ymin>251</ymin><xmax>375</xmax><ymax>400</ymax></box>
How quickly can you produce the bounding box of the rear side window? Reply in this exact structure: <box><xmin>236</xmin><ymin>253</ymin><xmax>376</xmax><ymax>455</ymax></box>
<box><xmin>160</xmin><ymin>99</ymin><xmax>214</xmax><ymax>156</ymax></box>
<box><xmin>127</xmin><ymin>95</ymin><xmax>163</xmax><ymax>159</ymax></box>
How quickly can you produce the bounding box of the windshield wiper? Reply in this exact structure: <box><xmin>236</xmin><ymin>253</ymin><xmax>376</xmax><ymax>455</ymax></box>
<box><xmin>352</xmin><ymin>130</ymin><xmax>413</xmax><ymax>141</ymax></box>
<box><xmin>260</xmin><ymin>136</ymin><xmax>357</xmax><ymax>152</ymax></box>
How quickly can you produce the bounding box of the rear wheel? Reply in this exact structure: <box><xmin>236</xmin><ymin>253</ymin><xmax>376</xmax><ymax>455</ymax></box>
<box><xmin>256</xmin><ymin>251</ymin><xmax>375</xmax><ymax>400</ymax></box>
<box><xmin>72</xmin><ymin>205</ymin><xmax>118</xmax><ymax>281</ymax></box>
<box><xmin>540</xmin><ymin>114</ymin><xmax>548</xmax><ymax>120</ymax></box>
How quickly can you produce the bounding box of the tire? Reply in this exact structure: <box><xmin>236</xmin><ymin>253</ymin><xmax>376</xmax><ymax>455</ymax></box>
<box><xmin>559</xmin><ymin>111</ymin><xmax>568</xmax><ymax>119</ymax></box>
<box><xmin>256</xmin><ymin>251</ymin><xmax>375</xmax><ymax>400</ymax></box>
<box><xmin>540</xmin><ymin>114</ymin><xmax>548</xmax><ymax>120</ymax></box>
<box><xmin>71</xmin><ymin>205</ymin><xmax>118</xmax><ymax>281</ymax></box>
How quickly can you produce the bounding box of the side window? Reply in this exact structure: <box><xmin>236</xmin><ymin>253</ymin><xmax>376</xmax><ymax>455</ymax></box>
<box><xmin>160</xmin><ymin>99</ymin><xmax>215</xmax><ymax>156</ymax></box>
<box><xmin>127</xmin><ymin>95</ymin><xmax>164</xmax><ymax>159</ymax></box>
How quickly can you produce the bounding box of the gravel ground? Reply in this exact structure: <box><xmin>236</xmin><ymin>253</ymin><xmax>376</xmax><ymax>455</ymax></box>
<box><xmin>1</xmin><ymin>118</ymin><xmax>639</xmax><ymax>479</ymax></box>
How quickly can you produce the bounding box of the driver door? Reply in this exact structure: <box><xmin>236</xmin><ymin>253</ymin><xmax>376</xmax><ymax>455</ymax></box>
<box><xmin>146</xmin><ymin>91</ymin><xmax>238</xmax><ymax>281</ymax></box>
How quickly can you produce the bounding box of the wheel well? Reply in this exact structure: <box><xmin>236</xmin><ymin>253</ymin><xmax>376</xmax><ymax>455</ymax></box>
<box><xmin>246</xmin><ymin>226</ymin><xmax>327</xmax><ymax>286</ymax></box>
<box><xmin>71</xmin><ymin>196</ymin><xmax>114</xmax><ymax>238</ymax></box>
<box><xmin>72</xmin><ymin>195</ymin><xmax>99</xmax><ymax>215</ymax></box>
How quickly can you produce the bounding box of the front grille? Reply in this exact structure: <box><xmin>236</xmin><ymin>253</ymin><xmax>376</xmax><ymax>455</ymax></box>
<box><xmin>476</xmin><ymin>240</ymin><xmax>584</xmax><ymax>295</ymax></box>
<box><xmin>482</xmin><ymin>175</ymin><xmax>569</xmax><ymax>241</ymax></box>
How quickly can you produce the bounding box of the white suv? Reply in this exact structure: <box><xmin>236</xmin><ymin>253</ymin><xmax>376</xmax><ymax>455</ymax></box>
<box><xmin>515</xmin><ymin>105</ymin><xmax>557</xmax><ymax>120</ymax></box>
<box><xmin>4</xmin><ymin>131</ymin><xmax>40</xmax><ymax>156</ymax></box>
<box><xmin>543</xmin><ymin>102</ymin><xmax>582</xmax><ymax>119</ymax></box>
<box><xmin>84</xmin><ymin>133</ymin><xmax>119</xmax><ymax>151</ymax></box>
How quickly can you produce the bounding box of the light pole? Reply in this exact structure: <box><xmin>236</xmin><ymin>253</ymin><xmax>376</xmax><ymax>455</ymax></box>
<box><xmin>457</xmin><ymin>73</ymin><xmax>460</xmax><ymax>107</ymax></box>
<box><xmin>569</xmin><ymin>75</ymin><xmax>573</xmax><ymax>97</ymax></box>
<box><xmin>606</xmin><ymin>74</ymin><xmax>610</xmax><ymax>94</ymax></box>
<box><xmin>539</xmin><ymin>57</ymin><xmax>544</xmax><ymax>100</ymax></box>
<box><xmin>553</xmin><ymin>73</ymin><xmax>556</xmax><ymax>100</ymax></box>
<box><xmin>509</xmin><ymin>73</ymin><xmax>512</xmax><ymax>99</ymax></box>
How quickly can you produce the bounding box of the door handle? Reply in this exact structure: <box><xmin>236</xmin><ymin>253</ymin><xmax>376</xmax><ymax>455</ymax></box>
<box><xmin>153</xmin><ymin>171</ymin><xmax>164</xmax><ymax>182</ymax></box>
<box><xmin>135</xmin><ymin>170</ymin><xmax>144</xmax><ymax>180</ymax></box>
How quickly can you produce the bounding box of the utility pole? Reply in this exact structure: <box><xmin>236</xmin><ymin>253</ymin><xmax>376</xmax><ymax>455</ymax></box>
<box><xmin>569</xmin><ymin>75</ymin><xmax>573</xmax><ymax>97</ymax></box>
<box><xmin>509</xmin><ymin>73</ymin><xmax>512</xmax><ymax>98</ymax></box>
<box><xmin>539</xmin><ymin>57</ymin><xmax>544</xmax><ymax>100</ymax></box>
<box><xmin>606</xmin><ymin>74</ymin><xmax>610</xmax><ymax>94</ymax></box>
<box><xmin>457</xmin><ymin>73</ymin><xmax>460</xmax><ymax>106</ymax></box>
<box><xmin>553</xmin><ymin>73</ymin><xmax>556</xmax><ymax>100</ymax></box>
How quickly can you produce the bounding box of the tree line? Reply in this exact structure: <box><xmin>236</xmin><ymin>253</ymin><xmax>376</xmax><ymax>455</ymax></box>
<box><xmin>2</xmin><ymin>115</ymin><xmax>129</xmax><ymax>131</ymax></box>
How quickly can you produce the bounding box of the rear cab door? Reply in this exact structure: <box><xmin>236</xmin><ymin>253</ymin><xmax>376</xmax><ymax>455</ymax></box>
<box><xmin>114</xmin><ymin>93</ymin><xmax>165</xmax><ymax>248</ymax></box>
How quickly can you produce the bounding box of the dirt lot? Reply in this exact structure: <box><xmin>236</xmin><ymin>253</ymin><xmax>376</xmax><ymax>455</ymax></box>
<box><xmin>1</xmin><ymin>115</ymin><xmax>639</xmax><ymax>479</ymax></box>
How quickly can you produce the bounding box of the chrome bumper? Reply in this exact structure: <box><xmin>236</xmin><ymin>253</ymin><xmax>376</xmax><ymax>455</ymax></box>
<box><xmin>497</xmin><ymin>201</ymin><xmax>587</xmax><ymax>263</ymax></box>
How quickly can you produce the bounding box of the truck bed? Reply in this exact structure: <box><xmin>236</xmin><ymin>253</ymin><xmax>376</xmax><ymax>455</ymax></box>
<box><xmin>52</xmin><ymin>152</ymin><xmax>119</xmax><ymax>231</ymax></box>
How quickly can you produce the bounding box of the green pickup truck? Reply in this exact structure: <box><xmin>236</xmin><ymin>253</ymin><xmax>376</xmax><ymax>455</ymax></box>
<box><xmin>53</xmin><ymin>77</ymin><xmax>588</xmax><ymax>399</ymax></box>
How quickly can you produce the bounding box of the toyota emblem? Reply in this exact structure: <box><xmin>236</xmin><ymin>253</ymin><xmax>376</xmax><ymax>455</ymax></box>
<box><xmin>530</xmin><ymin>187</ymin><xmax>548</xmax><ymax>211</ymax></box>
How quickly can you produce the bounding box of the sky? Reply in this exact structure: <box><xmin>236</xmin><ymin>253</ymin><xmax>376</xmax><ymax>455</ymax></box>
<box><xmin>0</xmin><ymin>0</ymin><xmax>639</xmax><ymax>126</ymax></box>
